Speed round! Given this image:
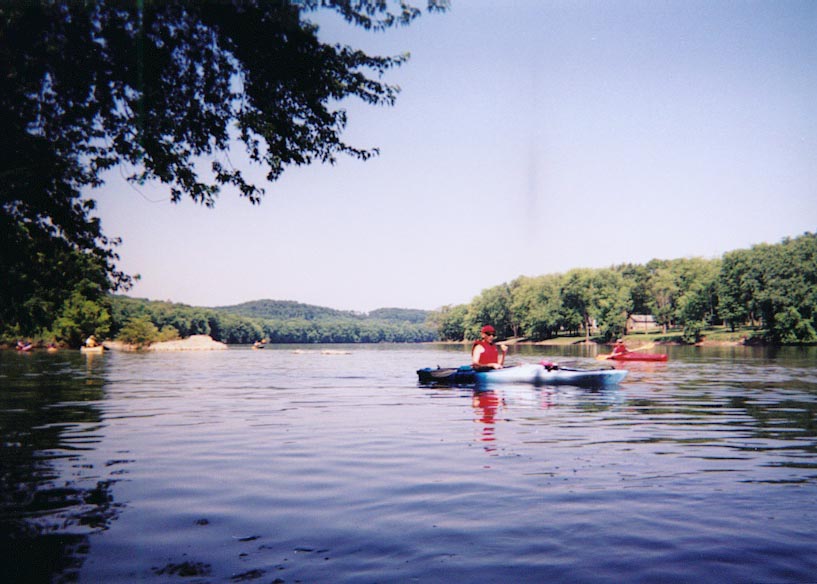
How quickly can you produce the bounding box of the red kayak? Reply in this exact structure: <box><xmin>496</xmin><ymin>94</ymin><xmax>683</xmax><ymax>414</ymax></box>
<box><xmin>608</xmin><ymin>352</ymin><xmax>667</xmax><ymax>362</ymax></box>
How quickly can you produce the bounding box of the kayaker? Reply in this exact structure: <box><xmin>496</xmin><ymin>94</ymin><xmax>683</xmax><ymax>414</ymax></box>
<box><xmin>471</xmin><ymin>325</ymin><xmax>507</xmax><ymax>370</ymax></box>
<box><xmin>85</xmin><ymin>335</ymin><xmax>97</xmax><ymax>348</ymax></box>
<box><xmin>611</xmin><ymin>338</ymin><xmax>629</xmax><ymax>357</ymax></box>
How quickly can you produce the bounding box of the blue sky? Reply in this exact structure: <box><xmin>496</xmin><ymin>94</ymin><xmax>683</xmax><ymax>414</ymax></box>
<box><xmin>95</xmin><ymin>0</ymin><xmax>817</xmax><ymax>312</ymax></box>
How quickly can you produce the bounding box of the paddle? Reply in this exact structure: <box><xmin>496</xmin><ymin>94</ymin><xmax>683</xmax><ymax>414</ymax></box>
<box><xmin>596</xmin><ymin>341</ymin><xmax>656</xmax><ymax>360</ymax></box>
<box><xmin>496</xmin><ymin>337</ymin><xmax>525</xmax><ymax>355</ymax></box>
<box><xmin>631</xmin><ymin>341</ymin><xmax>656</xmax><ymax>352</ymax></box>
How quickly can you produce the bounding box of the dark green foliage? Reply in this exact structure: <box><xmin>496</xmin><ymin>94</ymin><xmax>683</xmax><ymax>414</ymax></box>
<box><xmin>717</xmin><ymin>249</ymin><xmax>757</xmax><ymax>329</ymax></box>
<box><xmin>217</xmin><ymin>299</ymin><xmax>363</xmax><ymax>321</ymax></box>
<box><xmin>681</xmin><ymin>321</ymin><xmax>705</xmax><ymax>344</ymax></box>
<box><xmin>109</xmin><ymin>296</ymin><xmax>436</xmax><ymax>344</ymax></box>
<box><xmin>367</xmin><ymin>308</ymin><xmax>430</xmax><ymax>324</ymax></box>
<box><xmin>718</xmin><ymin>233</ymin><xmax>817</xmax><ymax>344</ymax></box>
<box><xmin>0</xmin><ymin>214</ymin><xmax>119</xmax><ymax>338</ymax></box>
<box><xmin>1</xmin><ymin>1</ymin><xmax>445</xmax><ymax>341</ymax></box>
<box><xmin>117</xmin><ymin>316</ymin><xmax>160</xmax><ymax>347</ymax></box>
<box><xmin>429</xmin><ymin>304</ymin><xmax>468</xmax><ymax>341</ymax></box>
<box><xmin>52</xmin><ymin>289</ymin><xmax>112</xmax><ymax>348</ymax></box>
<box><xmin>463</xmin><ymin>284</ymin><xmax>515</xmax><ymax>339</ymax></box>
<box><xmin>432</xmin><ymin>232</ymin><xmax>817</xmax><ymax>346</ymax></box>
<box><xmin>261</xmin><ymin>318</ymin><xmax>434</xmax><ymax>344</ymax></box>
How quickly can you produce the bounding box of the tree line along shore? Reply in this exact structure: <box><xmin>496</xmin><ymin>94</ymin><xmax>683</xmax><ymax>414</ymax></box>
<box><xmin>431</xmin><ymin>231</ymin><xmax>817</xmax><ymax>347</ymax></box>
<box><xmin>3</xmin><ymin>232</ymin><xmax>815</xmax><ymax>350</ymax></box>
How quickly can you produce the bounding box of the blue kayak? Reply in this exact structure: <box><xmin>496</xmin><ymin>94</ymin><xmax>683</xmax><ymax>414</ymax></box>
<box><xmin>417</xmin><ymin>363</ymin><xmax>627</xmax><ymax>388</ymax></box>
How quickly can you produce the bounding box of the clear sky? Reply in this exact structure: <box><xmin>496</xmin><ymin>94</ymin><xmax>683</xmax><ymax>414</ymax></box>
<box><xmin>94</xmin><ymin>0</ymin><xmax>817</xmax><ymax>313</ymax></box>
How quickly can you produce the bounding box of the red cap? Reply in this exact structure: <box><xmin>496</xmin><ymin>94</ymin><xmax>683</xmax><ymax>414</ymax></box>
<box><xmin>481</xmin><ymin>325</ymin><xmax>495</xmax><ymax>334</ymax></box>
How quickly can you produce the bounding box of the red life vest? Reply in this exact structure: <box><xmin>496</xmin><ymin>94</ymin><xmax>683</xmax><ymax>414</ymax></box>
<box><xmin>612</xmin><ymin>343</ymin><xmax>628</xmax><ymax>356</ymax></box>
<box><xmin>473</xmin><ymin>340</ymin><xmax>499</xmax><ymax>365</ymax></box>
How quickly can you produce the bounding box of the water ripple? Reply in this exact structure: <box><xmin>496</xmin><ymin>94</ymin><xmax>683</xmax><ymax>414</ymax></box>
<box><xmin>2</xmin><ymin>345</ymin><xmax>817</xmax><ymax>582</ymax></box>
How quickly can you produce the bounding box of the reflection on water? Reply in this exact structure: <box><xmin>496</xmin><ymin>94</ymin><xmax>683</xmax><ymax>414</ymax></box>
<box><xmin>0</xmin><ymin>351</ymin><xmax>122</xmax><ymax>583</ymax></box>
<box><xmin>473</xmin><ymin>390</ymin><xmax>501</xmax><ymax>448</ymax></box>
<box><xmin>1</xmin><ymin>344</ymin><xmax>816</xmax><ymax>583</ymax></box>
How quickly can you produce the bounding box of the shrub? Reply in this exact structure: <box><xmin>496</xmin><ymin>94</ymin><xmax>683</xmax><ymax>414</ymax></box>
<box><xmin>117</xmin><ymin>316</ymin><xmax>160</xmax><ymax>347</ymax></box>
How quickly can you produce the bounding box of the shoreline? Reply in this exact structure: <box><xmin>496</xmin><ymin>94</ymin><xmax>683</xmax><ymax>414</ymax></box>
<box><xmin>427</xmin><ymin>338</ymin><xmax>749</xmax><ymax>347</ymax></box>
<box><xmin>0</xmin><ymin>336</ymin><xmax>781</xmax><ymax>351</ymax></box>
<box><xmin>103</xmin><ymin>335</ymin><xmax>228</xmax><ymax>352</ymax></box>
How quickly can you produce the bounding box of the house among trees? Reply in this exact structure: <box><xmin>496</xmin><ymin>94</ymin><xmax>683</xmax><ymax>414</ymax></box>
<box><xmin>626</xmin><ymin>314</ymin><xmax>660</xmax><ymax>333</ymax></box>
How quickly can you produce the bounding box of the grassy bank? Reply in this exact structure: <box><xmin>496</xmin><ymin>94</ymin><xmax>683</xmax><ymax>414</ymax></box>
<box><xmin>531</xmin><ymin>325</ymin><xmax>765</xmax><ymax>347</ymax></box>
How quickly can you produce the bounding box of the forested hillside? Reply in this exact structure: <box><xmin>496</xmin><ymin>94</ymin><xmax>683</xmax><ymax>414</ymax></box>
<box><xmin>104</xmin><ymin>297</ymin><xmax>436</xmax><ymax>346</ymax></box>
<box><xmin>367</xmin><ymin>308</ymin><xmax>430</xmax><ymax>324</ymax></box>
<box><xmin>216</xmin><ymin>300</ymin><xmax>363</xmax><ymax>321</ymax></box>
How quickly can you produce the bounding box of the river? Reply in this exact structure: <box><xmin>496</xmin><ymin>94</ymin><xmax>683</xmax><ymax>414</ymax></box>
<box><xmin>1</xmin><ymin>343</ymin><xmax>816</xmax><ymax>583</ymax></box>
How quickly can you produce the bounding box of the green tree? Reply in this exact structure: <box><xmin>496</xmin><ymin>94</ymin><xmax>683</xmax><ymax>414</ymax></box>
<box><xmin>592</xmin><ymin>269</ymin><xmax>633</xmax><ymax>341</ymax></box>
<box><xmin>645</xmin><ymin>261</ymin><xmax>679</xmax><ymax>333</ymax></box>
<box><xmin>717</xmin><ymin>249</ymin><xmax>757</xmax><ymax>330</ymax></box>
<box><xmin>117</xmin><ymin>315</ymin><xmax>160</xmax><ymax>347</ymax></box>
<box><xmin>675</xmin><ymin>258</ymin><xmax>721</xmax><ymax>339</ymax></box>
<box><xmin>432</xmin><ymin>304</ymin><xmax>468</xmax><ymax>341</ymax></box>
<box><xmin>774</xmin><ymin>306</ymin><xmax>817</xmax><ymax>344</ymax></box>
<box><xmin>157</xmin><ymin>325</ymin><xmax>181</xmax><ymax>342</ymax></box>
<box><xmin>0</xmin><ymin>224</ymin><xmax>117</xmax><ymax>338</ymax></box>
<box><xmin>1</xmin><ymin>1</ymin><xmax>446</xmax><ymax>339</ymax></box>
<box><xmin>616</xmin><ymin>263</ymin><xmax>652</xmax><ymax>316</ymax></box>
<box><xmin>510</xmin><ymin>274</ymin><xmax>563</xmax><ymax>341</ymax></box>
<box><xmin>465</xmin><ymin>285</ymin><xmax>514</xmax><ymax>339</ymax></box>
<box><xmin>753</xmin><ymin>234</ymin><xmax>817</xmax><ymax>343</ymax></box>
<box><xmin>52</xmin><ymin>290</ymin><xmax>112</xmax><ymax>348</ymax></box>
<box><xmin>560</xmin><ymin>269</ymin><xmax>597</xmax><ymax>342</ymax></box>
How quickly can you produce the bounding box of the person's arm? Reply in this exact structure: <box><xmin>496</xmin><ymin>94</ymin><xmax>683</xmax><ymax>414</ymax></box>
<box><xmin>498</xmin><ymin>344</ymin><xmax>508</xmax><ymax>366</ymax></box>
<box><xmin>472</xmin><ymin>344</ymin><xmax>485</xmax><ymax>367</ymax></box>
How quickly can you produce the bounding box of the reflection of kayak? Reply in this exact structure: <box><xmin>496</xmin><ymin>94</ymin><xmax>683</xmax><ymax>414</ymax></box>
<box><xmin>607</xmin><ymin>352</ymin><xmax>667</xmax><ymax>362</ymax></box>
<box><xmin>81</xmin><ymin>345</ymin><xmax>104</xmax><ymax>353</ymax></box>
<box><xmin>417</xmin><ymin>363</ymin><xmax>627</xmax><ymax>388</ymax></box>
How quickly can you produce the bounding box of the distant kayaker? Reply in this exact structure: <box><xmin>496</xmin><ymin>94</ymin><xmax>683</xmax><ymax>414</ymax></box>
<box><xmin>472</xmin><ymin>325</ymin><xmax>508</xmax><ymax>370</ymax></box>
<box><xmin>611</xmin><ymin>339</ymin><xmax>629</xmax><ymax>356</ymax></box>
<box><xmin>85</xmin><ymin>335</ymin><xmax>97</xmax><ymax>348</ymax></box>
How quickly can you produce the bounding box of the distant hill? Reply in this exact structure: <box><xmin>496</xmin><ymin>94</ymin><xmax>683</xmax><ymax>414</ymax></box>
<box><xmin>215</xmin><ymin>299</ymin><xmax>361</xmax><ymax>321</ymax></box>
<box><xmin>367</xmin><ymin>308</ymin><xmax>430</xmax><ymax>324</ymax></box>
<box><xmin>214</xmin><ymin>299</ymin><xmax>431</xmax><ymax>323</ymax></box>
<box><xmin>109</xmin><ymin>296</ymin><xmax>437</xmax><ymax>344</ymax></box>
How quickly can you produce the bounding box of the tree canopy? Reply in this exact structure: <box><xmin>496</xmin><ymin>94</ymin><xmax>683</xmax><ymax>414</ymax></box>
<box><xmin>1</xmin><ymin>0</ymin><xmax>446</xmax><ymax>337</ymax></box>
<box><xmin>436</xmin><ymin>232</ymin><xmax>817</xmax><ymax>346</ymax></box>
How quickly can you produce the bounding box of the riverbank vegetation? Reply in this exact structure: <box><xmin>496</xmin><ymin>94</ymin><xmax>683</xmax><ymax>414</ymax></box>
<box><xmin>2</xmin><ymin>232</ymin><xmax>814</xmax><ymax>348</ymax></box>
<box><xmin>2</xmin><ymin>294</ymin><xmax>438</xmax><ymax>348</ymax></box>
<box><xmin>108</xmin><ymin>297</ymin><xmax>437</xmax><ymax>347</ymax></box>
<box><xmin>434</xmin><ymin>231</ymin><xmax>817</xmax><ymax>346</ymax></box>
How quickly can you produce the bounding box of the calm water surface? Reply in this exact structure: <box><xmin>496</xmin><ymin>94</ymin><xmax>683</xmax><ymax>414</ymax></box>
<box><xmin>2</xmin><ymin>344</ymin><xmax>816</xmax><ymax>583</ymax></box>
